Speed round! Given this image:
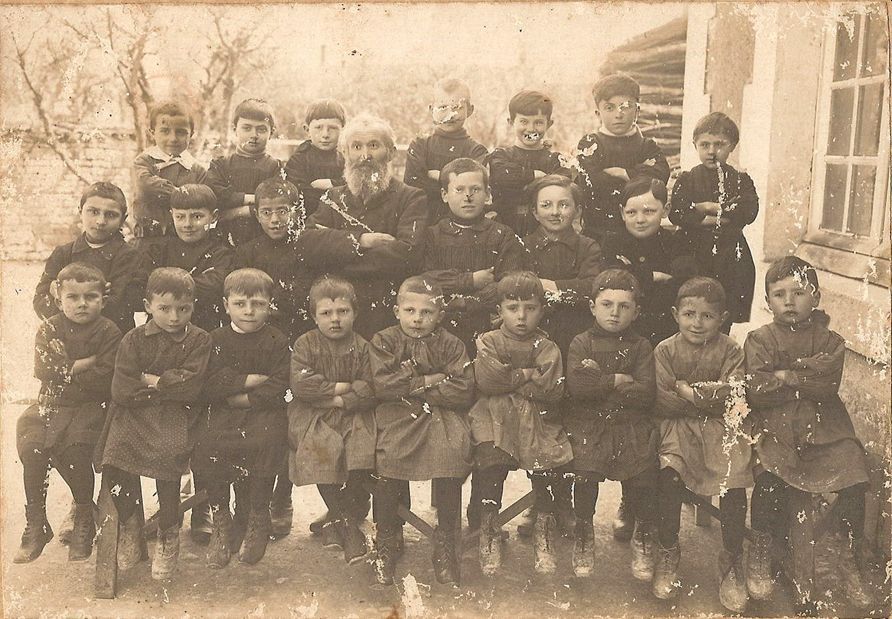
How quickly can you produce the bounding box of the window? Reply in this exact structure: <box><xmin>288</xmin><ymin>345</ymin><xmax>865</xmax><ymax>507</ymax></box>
<box><xmin>808</xmin><ymin>6</ymin><xmax>890</xmax><ymax>265</ymax></box>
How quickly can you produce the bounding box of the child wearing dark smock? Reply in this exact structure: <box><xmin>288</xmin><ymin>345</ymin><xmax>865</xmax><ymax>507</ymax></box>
<box><xmin>370</xmin><ymin>277</ymin><xmax>475</xmax><ymax>586</ymax></box>
<box><xmin>651</xmin><ymin>277</ymin><xmax>754</xmax><ymax>613</ymax></box>
<box><xmin>99</xmin><ymin>267</ymin><xmax>212</xmax><ymax>581</ymax></box>
<box><xmin>139</xmin><ymin>184</ymin><xmax>236</xmax><ymax>335</ymax></box>
<box><xmin>192</xmin><ymin>269</ymin><xmax>290</xmax><ymax>569</ymax></box>
<box><xmin>131</xmin><ymin>101</ymin><xmax>208</xmax><ymax>242</ymax></box>
<box><xmin>16</xmin><ymin>264</ymin><xmax>121</xmax><ymax>564</ymax></box>
<box><xmin>669</xmin><ymin>113</ymin><xmax>758</xmax><ymax>331</ymax></box>
<box><xmin>206</xmin><ymin>98</ymin><xmax>281</xmax><ymax>247</ymax></box>
<box><xmin>404</xmin><ymin>78</ymin><xmax>488</xmax><ymax>224</ymax></box>
<box><xmin>288</xmin><ymin>277</ymin><xmax>377</xmax><ymax>565</ymax></box>
<box><xmin>575</xmin><ymin>74</ymin><xmax>669</xmax><ymax>242</ymax></box>
<box><xmin>486</xmin><ymin>90</ymin><xmax>571</xmax><ymax>237</ymax></box>
<box><xmin>745</xmin><ymin>257</ymin><xmax>873</xmax><ymax>615</ymax></box>
<box><xmin>421</xmin><ymin>158</ymin><xmax>524</xmax><ymax>355</ymax></box>
<box><xmin>565</xmin><ymin>269</ymin><xmax>658</xmax><ymax>580</ymax></box>
<box><xmin>34</xmin><ymin>182</ymin><xmax>142</xmax><ymax>333</ymax></box>
<box><xmin>470</xmin><ymin>272</ymin><xmax>571</xmax><ymax>576</ymax></box>
<box><xmin>284</xmin><ymin>99</ymin><xmax>347</xmax><ymax>217</ymax></box>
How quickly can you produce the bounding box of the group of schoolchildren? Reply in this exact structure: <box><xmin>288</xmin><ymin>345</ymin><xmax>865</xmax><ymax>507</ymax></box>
<box><xmin>15</xmin><ymin>72</ymin><xmax>874</xmax><ymax>617</ymax></box>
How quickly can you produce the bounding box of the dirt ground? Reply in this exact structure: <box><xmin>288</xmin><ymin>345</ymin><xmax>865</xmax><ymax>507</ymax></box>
<box><xmin>1</xmin><ymin>261</ymin><xmax>889</xmax><ymax>618</ymax></box>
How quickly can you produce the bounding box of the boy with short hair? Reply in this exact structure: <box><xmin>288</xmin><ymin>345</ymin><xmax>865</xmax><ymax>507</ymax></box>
<box><xmin>652</xmin><ymin>277</ymin><xmax>753</xmax><ymax>612</ymax></box>
<box><xmin>565</xmin><ymin>269</ymin><xmax>658</xmax><ymax>580</ymax></box>
<box><xmin>284</xmin><ymin>99</ymin><xmax>347</xmax><ymax>217</ymax></box>
<box><xmin>576</xmin><ymin>74</ymin><xmax>670</xmax><ymax>240</ymax></box>
<box><xmin>16</xmin><ymin>263</ymin><xmax>122</xmax><ymax>564</ymax></box>
<box><xmin>420</xmin><ymin>157</ymin><xmax>525</xmax><ymax>356</ymax></box>
<box><xmin>669</xmin><ymin>112</ymin><xmax>758</xmax><ymax>332</ymax></box>
<box><xmin>745</xmin><ymin>257</ymin><xmax>873</xmax><ymax>614</ymax></box>
<box><xmin>207</xmin><ymin>98</ymin><xmax>282</xmax><ymax>247</ymax></box>
<box><xmin>404</xmin><ymin>78</ymin><xmax>489</xmax><ymax>224</ymax></box>
<box><xmin>370</xmin><ymin>276</ymin><xmax>475</xmax><ymax>586</ymax></box>
<box><xmin>192</xmin><ymin>268</ymin><xmax>291</xmax><ymax>568</ymax></box>
<box><xmin>131</xmin><ymin>101</ymin><xmax>208</xmax><ymax>241</ymax></box>
<box><xmin>34</xmin><ymin>181</ymin><xmax>142</xmax><ymax>333</ymax></box>
<box><xmin>139</xmin><ymin>184</ymin><xmax>236</xmax><ymax>334</ymax></box>
<box><xmin>486</xmin><ymin>90</ymin><xmax>572</xmax><ymax>236</ymax></box>
<box><xmin>99</xmin><ymin>267</ymin><xmax>212</xmax><ymax>580</ymax></box>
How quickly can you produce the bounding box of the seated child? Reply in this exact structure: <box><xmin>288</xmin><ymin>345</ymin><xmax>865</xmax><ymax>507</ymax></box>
<box><xmin>745</xmin><ymin>257</ymin><xmax>873</xmax><ymax>615</ymax></box>
<box><xmin>98</xmin><ymin>267</ymin><xmax>212</xmax><ymax>580</ymax></box>
<box><xmin>565</xmin><ymin>269</ymin><xmax>658</xmax><ymax>580</ymax></box>
<box><xmin>131</xmin><ymin>101</ymin><xmax>208</xmax><ymax>241</ymax></box>
<box><xmin>576</xmin><ymin>74</ymin><xmax>670</xmax><ymax>241</ymax></box>
<box><xmin>486</xmin><ymin>90</ymin><xmax>572</xmax><ymax>236</ymax></box>
<box><xmin>669</xmin><ymin>112</ymin><xmax>758</xmax><ymax>332</ymax></box>
<box><xmin>34</xmin><ymin>182</ymin><xmax>142</xmax><ymax>333</ymax></box>
<box><xmin>369</xmin><ymin>276</ymin><xmax>475</xmax><ymax>586</ymax></box>
<box><xmin>284</xmin><ymin>99</ymin><xmax>347</xmax><ymax>217</ymax></box>
<box><xmin>16</xmin><ymin>264</ymin><xmax>122</xmax><ymax>564</ymax></box>
<box><xmin>207</xmin><ymin>98</ymin><xmax>282</xmax><ymax>247</ymax></box>
<box><xmin>421</xmin><ymin>157</ymin><xmax>525</xmax><ymax>356</ymax></box>
<box><xmin>652</xmin><ymin>277</ymin><xmax>753</xmax><ymax>613</ymax></box>
<box><xmin>192</xmin><ymin>268</ymin><xmax>290</xmax><ymax>569</ymax></box>
<box><xmin>139</xmin><ymin>184</ymin><xmax>236</xmax><ymax>335</ymax></box>
<box><xmin>289</xmin><ymin>276</ymin><xmax>377</xmax><ymax>565</ymax></box>
<box><xmin>404</xmin><ymin>78</ymin><xmax>489</xmax><ymax>224</ymax></box>
<box><xmin>470</xmin><ymin>271</ymin><xmax>571</xmax><ymax>576</ymax></box>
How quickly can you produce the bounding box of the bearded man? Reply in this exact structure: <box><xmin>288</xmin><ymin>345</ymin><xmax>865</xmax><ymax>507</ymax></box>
<box><xmin>303</xmin><ymin>113</ymin><xmax>428</xmax><ymax>337</ymax></box>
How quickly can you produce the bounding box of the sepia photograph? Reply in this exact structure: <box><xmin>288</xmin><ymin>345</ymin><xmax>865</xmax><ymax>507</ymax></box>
<box><xmin>0</xmin><ymin>1</ymin><xmax>889</xmax><ymax>617</ymax></box>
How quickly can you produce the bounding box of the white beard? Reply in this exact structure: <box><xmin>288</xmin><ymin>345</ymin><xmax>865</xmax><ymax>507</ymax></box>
<box><xmin>345</xmin><ymin>160</ymin><xmax>393</xmax><ymax>203</ymax></box>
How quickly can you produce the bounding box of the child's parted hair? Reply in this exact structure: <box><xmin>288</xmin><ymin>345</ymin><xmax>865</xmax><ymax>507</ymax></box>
<box><xmin>149</xmin><ymin>100</ymin><xmax>195</xmax><ymax>132</ymax></box>
<box><xmin>620</xmin><ymin>177</ymin><xmax>667</xmax><ymax>207</ymax></box>
<box><xmin>508</xmin><ymin>90</ymin><xmax>553</xmax><ymax>121</ymax></box>
<box><xmin>440</xmin><ymin>158</ymin><xmax>489</xmax><ymax>192</ymax></box>
<box><xmin>232</xmin><ymin>98</ymin><xmax>276</xmax><ymax>132</ymax></box>
<box><xmin>397</xmin><ymin>276</ymin><xmax>445</xmax><ymax>308</ymax></box>
<box><xmin>224</xmin><ymin>268</ymin><xmax>274</xmax><ymax>300</ymax></box>
<box><xmin>305</xmin><ymin>99</ymin><xmax>347</xmax><ymax>126</ymax></box>
<box><xmin>592</xmin><ymin>268</ymin><xmax>642</xmax><ymax>303</ymax></box>
<box><xmin>256</xmin><ymin>178</ymin><xmax>300</xmax><ymax>205</ymax></box>
<box><xmin>765</xmin><ymin>256</ymin><xmax>820</xmax><ymax>295</ymax></box>
<box><xmin>308</xmin><ymin>275</ymin><xmax>357</xmax><ymax>314</ymax></box>
<box><xmin>693</xmin><ymin>112</ymin><xmax>740</xmax><ymax>146</ymax></box>
<box><xmin>592</xmin><ymin>74</ymin><xmax>641</xmax><ymax>104</ymax></box>
<box><xmin>339</xmin><ymin>113</ymin><xmax>396</xmax><ymax>153</ymax></box>
<box><xmin>80</xmin><ymin>182</ymin><xmax>127</xmax><ymax>218</ymax></box>
<box><xmin>170</xmin><ymin>184</ymin><xmax>217</xmax><ymax>211</ymax></box>
<box><xmin>676</xmin><ymin>276</ymin><xmax>727</xmax><ymax>311</ymax></box>
<box><xmin>496</xmin><ymin>271</ymin><xmax>545</xmax><ymax>304</ymax></box>
<box><xmin>146</xmin><ymin>267</ymin><xmax>195</xmax><ymax>301</ymax></box>
<box><xmin>434</xmin><ymin>77</ymin><xmax>472</xmax><ymax>105</ymax></box>
<box><xmin>527</xmin><ymin>174</ymin><xmax>582</xmax><ymax>210</ymax></box>
<box><xmin>53</xmin><ymin>262</ymin><xmax>106</xmax><ymax>297</ymax></box>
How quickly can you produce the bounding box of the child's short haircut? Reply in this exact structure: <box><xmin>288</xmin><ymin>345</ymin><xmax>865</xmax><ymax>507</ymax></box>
<box><xmin>397</xmin><ymin>276</ymin><xmax>445</xmax><ymax>308</ymax></box>
<box><xmin>305</xmin><ymin>99</ymin><xmax>347</xmax><ymax>126</ymax></box>
<box><xmin>692</xmin><ymin>112</ymin><xmax>740</xmax><ymax>146</ymax></box>
<box><xmin>339</xmin><ymin>113</ymin><xmax>395</xmax><ymax>153</ymax></box>
<box><xmin>149</xmin><ymin>100</ymin><xmax>194</xmax><ymax>132</ymax></box>
<box><xmin>55</xmin><ymin>262</ymin><xmax>106</xmax><ymax>292</ymax></box>
<box><xmin>496</xmin><ymin>271</ymin><xmax>545</xmax><ymax>304</ymax></box>
<box><xmin>255</xmin><ymin>178</ymin><xmax>300</xmax><ymax>205</ymax></box>
<box><xmin>620</xmin><ymin>177</ymin><xmax>668</xmax><ymax>207</ymax></box>
<box><xmin>224</xmin><ymin>268</ymin><xmax>274</xmax><ymax>299</ymax></box>
<box><xmin>675</xmin><ymin>276</ymin><xmax>727</xmax><ymax>311</ymax></box>
<box><xmin>508</xmin><ymin>90</ymin><xmax>553</xmax><ymax>121</ymax></box>
<box><xmin>308</xmin><ymin>275</ymin><xmax>357</xmax><ymax>314</ymax></box>
<box><xmin>232</xmin><ymin>98</ymin><xmax>276</xmax><ymax>132</ymax></box>
<box><xmin>170</xmin><ymin>184</ymin><xmax>217</xmax><ymax>211</ymax></box>
<box><xmin>434</xmin><ymin>77</ymin><xmax>472</xmax><ymax>104</ymax></box>
<box><xmin>592</xmin><ymin>74</ymin><xmax>640</xmax><ymax>104</ymax></box>
<box><xmin>527</xmin><ymin>174</ymin><xmax>583</xmax><ymax>209</ymax></box>
<box><xmin>146</xmin><ymin>267</ymin><xmax>195</xmax><ymax>301</ymax></box>
<box><xmin>80</xmin><ymin>182</ymin><xmax>127</xmax><ymax>217</ymax></box>
<box><xmin>440</xmin><ymin>158</ymin><xmax>489</xmax><ymax>191</ymax></box>
<box><xmin>592</xmin><ymin>268</ymin><xmax>641</xmax><ymax>303</ymax></box>
<box><xmin>764</xmin><ymin>256</ymin><xmax>820</xmax><ymax>295</ymax></box>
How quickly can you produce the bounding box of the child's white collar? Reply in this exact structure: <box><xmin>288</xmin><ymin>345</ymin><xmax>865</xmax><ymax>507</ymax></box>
<box><xmin>146</xmin><ymin>146</ymin><xmax>198</xmax><ymax>170</ymax></box>
<box><xmin>598</xmin><ymin>124</ymin><xmax>640</xmax><ymax>138</ymax></box>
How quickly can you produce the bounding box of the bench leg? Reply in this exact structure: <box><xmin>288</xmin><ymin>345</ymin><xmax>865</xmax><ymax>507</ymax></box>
<box><xmin>462</xmin><ymin>491</ymin><xmax>535</xmax><ymax>546</ymax></box>
<box><xmin>94</xmin><ymin>479</ymin><xmax>119</xmax><ymax>599</ymax></box>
